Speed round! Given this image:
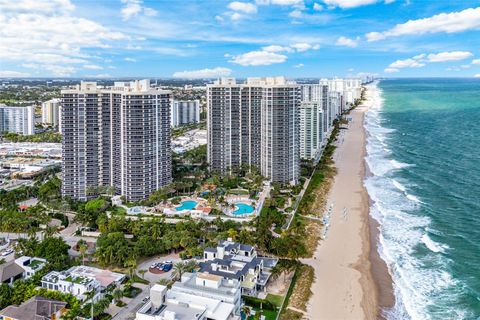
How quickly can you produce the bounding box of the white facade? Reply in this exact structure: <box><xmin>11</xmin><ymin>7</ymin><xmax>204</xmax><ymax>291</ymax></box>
<box><xmin>14</xmin><ymin>256</ymin><xmax>47</xmax><ymax>279</ymax></box>
<box><xmin>41</xmin><ymin>266</ymin><xmax>125</xmax><ymax>301</ymax></box>
<box><xmin>299</xmin><ymin>102</ymin><xmax>323</xmax><ymax>159</ymax></box>
<box><xmin>136</xmin><ymin>273</ymin><xmax>241</xmax><ymax>320</ymax></box>
<box><xmin>41</xmin><ymin>98</ymin><xmax>61</xmax><ymax>129</ymax></box>
<box><xmin>61</xmin><ymin>80</ymin><xmax>172</xmax><ymax>202</ymax></box>
<box><xmin>207</xmin><ymin>77</ymin><xmax>300</xmax><ymax>184</ymax></box>
<box><xmin>171</xmin><ymin>100</ymin><xmax>200</xmax><ymax>127</ymax></box>
<box><xmin>0</xmin><ymin>105</ymin><xmax>35</xmax><ymax>135</ymax></box>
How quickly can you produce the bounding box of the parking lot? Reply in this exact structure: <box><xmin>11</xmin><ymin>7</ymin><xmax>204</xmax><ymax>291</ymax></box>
<box><xmin>136</xmin><ymin>252</ymin><xmax>180</xmax><ymax>283</ymax></box>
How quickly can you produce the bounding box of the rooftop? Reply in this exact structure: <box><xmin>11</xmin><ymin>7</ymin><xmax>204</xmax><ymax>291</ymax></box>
<box><xmin>0</xmin><ymin>295</ymin><xmax>67</xmax><ymax>320</ymax></box>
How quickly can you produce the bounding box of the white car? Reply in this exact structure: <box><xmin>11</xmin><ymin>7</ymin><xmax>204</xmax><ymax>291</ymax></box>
<box><xmin>1</xmin><ymin>249</ymin><xmax>13</xmax><ymax>256</ymax></box>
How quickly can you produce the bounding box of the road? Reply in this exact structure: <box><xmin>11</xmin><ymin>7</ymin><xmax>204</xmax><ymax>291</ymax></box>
<box><xmin>112</xmin><ymin>284</ymin><xmax>150</xmax><ymax>320</ymax></box>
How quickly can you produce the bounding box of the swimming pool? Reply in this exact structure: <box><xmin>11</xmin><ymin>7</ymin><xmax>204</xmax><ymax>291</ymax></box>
<box><xmin>176</xmin><ymin>200</ymin><xmax>198</xmax><ymax>211</ymax></box>
<box><xmin>233</xmin><ymin>203</ymin><xmax>255</xmax><ymax>215</ymax></box>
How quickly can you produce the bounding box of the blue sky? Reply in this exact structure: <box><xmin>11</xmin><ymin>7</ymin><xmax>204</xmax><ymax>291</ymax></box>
<box><xmin>1</xmin><ymin>0</ymin><xmax>480</xmax><ymax>79</ymax></box>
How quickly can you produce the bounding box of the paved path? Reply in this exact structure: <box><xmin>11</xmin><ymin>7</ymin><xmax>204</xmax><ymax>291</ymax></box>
<box><xmin>112</xmin><ymin>284</ymin><xmax>150</xmax><ymax>320</ymax></box>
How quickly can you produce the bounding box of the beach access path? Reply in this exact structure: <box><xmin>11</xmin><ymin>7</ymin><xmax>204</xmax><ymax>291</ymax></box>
<box><xmin>302</xmin><ymin>97</ymin><xmax>378</xmax><ymax>320</ymax></box>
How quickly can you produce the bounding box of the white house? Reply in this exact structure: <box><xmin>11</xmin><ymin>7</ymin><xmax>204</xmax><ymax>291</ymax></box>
<box><xmin>136</xmin><ymin>272</ymin><xmax>241</xmax><ymax>320</ymax></box>
<box><xmin>41</xmin><ymin>266</ymin><xmax>125</xmax><ymax>301</ymax></box>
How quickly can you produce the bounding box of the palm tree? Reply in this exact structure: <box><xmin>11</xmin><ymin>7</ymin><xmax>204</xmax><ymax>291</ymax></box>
<box><xmin>77</xmin><ymin>240</ymin><xmax>88</xmax><ymax>265</ymax></box>
<box><xmin>138</xmin><ymin>269</ymin><xmax>147</xmax><ymax>280</ymax></box>
<box><xmin>43</xmin><ymin>225</ymin><xmax>58</xmax><ymax>238</ymax></box>
<box><xmin>242</xmin><ymin>305</ymin><xmax>251</xmax><ymax>318</ymax></box>
<box><xmin>184</xmin><ymin>259</ymin><xmax>198</xmax><ymax>273</ymax></box>
<box><xmin>124</xmin><ymin>256</ymin><xmax>137</xmax><ymax>279</ymax></box>
<box><xmin>112</xmin><ymin>288</ymin><xmax>123</xmax><ymax>303</ymax></box>
<box><xmin>173</xmin><ymin>261</ymin><xmax>186</xmax><ymax>280</ymax></box>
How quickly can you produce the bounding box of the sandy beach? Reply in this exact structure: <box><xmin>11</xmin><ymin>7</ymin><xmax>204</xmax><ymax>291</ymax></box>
<box><xmin>304</xmin><ymin>88</ymin><xmax>392</xmax><ymax>320</ymax></box>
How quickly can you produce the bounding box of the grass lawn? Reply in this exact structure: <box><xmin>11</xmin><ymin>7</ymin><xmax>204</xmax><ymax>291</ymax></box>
<box><xmin>246</xmin><ymin>308</ymin><xmax>278</xmax><ymax>320</ymax></box>
<box><xmin>266</xmin><ymin>294</ymin><xmax>284</xmax><ymax>308</ymax></box>
<box><xmin>228</xmin><ymin>188</ymin><xmax>250</xmax><ymax>195</ymax></box>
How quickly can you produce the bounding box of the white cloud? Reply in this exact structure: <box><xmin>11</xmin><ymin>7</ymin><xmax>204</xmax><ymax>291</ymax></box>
<box><xmin>256</xmin><ymin>0</ymin><xmax>304</xmax><ymax>5</ymax></box>
<box><xmin>262</xmin><ymin>45</ymin><xmax>294</xmax><ymax>53</ymax></box>
<box><xmin>215</xmin><ymin>15</ymin><xmax>225</xmax><ymax>22</ymax></box>
<box><xmin>366</xmin><ymin>7</ymin><xmax>480</xmax><ymax>41</ymax></box>
<box><xmin>172</xmin><ymin>67</ymin><xmax>232</xmax><ymax>79</ymax></box>
<box><xmin>289</xmin><ymin>9</ymin><xmax>303</xmax><ymax>18</ymax></box>
<box><xmin>323</xmin><ymin>0</ymin><xmax>378</xmax><ymax>9</ymax></box>
<box><xmin>230</xmin><ymin>12</ymin><xmax>245</xmax><ymax>21</ymax></box>
<box><xmin>389</xmin><ymin>58</ymin><xmax>425</xmax><ymax>68</ymax></box>
<box><xmin>290</xmin><ymin>43</ymin><xmax>320</xmax><ymax>52</ymax></box>
<box><xmin>294</xmin><ymin>63</ymin><xmax>304</xmax><ymax>68</ymax></box>
<box><xmin>427</xmin><ymin>51</ymin><xmax>473</xmax><ymax>62</ymax></box>
<box><xmin>83</xmin><ymin>64</ymin><xmax>103</xmax><ymax>70</ymax></box>
<box><xmin>335</xmin><ymin>36</ymin><xmax>360</xmax><ymax>48</ymax></box>
<box><xmin>121</xmin><ymin>0</ymin><xmax>157</xmax><ymax>21</ymax></box>
<box><xmin>313</xmin><ymin>3</ymin><xmax>324</xmax><ymax>10</ymax></box>
<box><xmin>475</xmin><ymin>74</ymin><xmax>480</xmax><ymax>78</ymax></box>
<box><xmin>472</xmin><ymin>59</ymin><xmax>480</xmax><ymax>65</ymax></box>
<box><xmin>229</xmin><ymin>51</ymin><xmax>288</xmax><ymax>66</ymax></box>
<box><xmin>0</xmin><ymin>70</ymin><xmax>31</xmax><ymax>77</ymax></box>
<box><xmin>86</xmin><ymin>73</ymin><xmax>112</xmax><ymax>78</ymax></box>
<box><xmin>384</xmin><ymin>67</ymin><xmax>399</xmax><ymax>73</ymax></box>
<box><xmin>124</xmin><ymin>57</ymin><xmax>137</xmax><ymax>62</ymax></box>
<box><xmin>0</xmin><ymin>0</ymin><xmax>126</xmax><ymax>77</ymax></box>
<box><xmin>228</xmin><ymin>1</ymin><xmax>257</xmax><ymax>13</ymax></box>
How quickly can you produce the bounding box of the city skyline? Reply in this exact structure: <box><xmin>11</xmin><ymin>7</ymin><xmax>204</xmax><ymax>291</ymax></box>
<box><xmin>1</xmin><ymin>0</ymin><xmax>480</xmax><ymax>79</ymax></box>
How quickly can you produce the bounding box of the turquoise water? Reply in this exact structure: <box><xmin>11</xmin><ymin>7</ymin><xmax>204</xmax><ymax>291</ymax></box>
<box><xmin>176</xmin><ymin>200</ymin><xmax>197</xmax><ymax>211</ymax></box>
<box><xmin>233</xmin><ymin>203</ymin><xmax>255</xmax><ymax>215</ymax></box>
<box><xmin>365</xmin><ymin>79</ymin><xmax>480</xmax><ymax>320</ymax></box>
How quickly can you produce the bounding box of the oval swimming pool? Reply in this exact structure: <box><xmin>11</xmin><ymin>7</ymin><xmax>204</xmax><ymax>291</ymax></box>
<box><xmin>176</xmin><ymin>200</ymin><xmax>198</xmax><ymax>211</ymax></box>
<box><xmin>233</xmin><ymin>203</ymin><xmax>255</xmax><ymax>215</ymax></box>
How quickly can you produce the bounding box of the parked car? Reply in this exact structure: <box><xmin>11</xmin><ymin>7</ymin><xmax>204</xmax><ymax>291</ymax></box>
<box><xmin>162</xmin><ymin>263</ymin><xmax>172</xmax><ymax>272</ymax></box>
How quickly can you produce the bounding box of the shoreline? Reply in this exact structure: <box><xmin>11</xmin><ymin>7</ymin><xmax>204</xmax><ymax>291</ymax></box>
<box><xmin>304</xmin><ymin>87</ymin><xmax>394</xmax><ymax>319</ymax></box>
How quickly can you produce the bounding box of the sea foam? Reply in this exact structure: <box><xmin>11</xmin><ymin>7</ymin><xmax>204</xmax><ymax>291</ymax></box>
<box><xmin>363</xmin><ymin>82</ymin><xmax>463</xmax><ymax>320</ymax></box>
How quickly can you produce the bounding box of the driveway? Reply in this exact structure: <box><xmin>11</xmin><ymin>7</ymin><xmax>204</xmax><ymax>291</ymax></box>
<box><xmin>136</xmin><ymin>252</ymin><xmax>180</xmax><ymax>284</ymax></box>
<box><xmin>112</xmin><ymin>283</ymin><xmax>150</xmax><ymax>320</ymax></box>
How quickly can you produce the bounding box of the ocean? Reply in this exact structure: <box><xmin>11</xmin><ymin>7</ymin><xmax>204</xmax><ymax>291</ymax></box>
<box><xmin>364</xmin><ymin>79</ymin><xmax>480</xmax><ymax>320</ymax></box>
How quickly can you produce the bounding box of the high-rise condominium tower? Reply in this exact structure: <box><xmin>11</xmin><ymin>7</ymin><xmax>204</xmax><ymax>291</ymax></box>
<box><xmin>0</xmin><ymin>105</ymin><xmax>35</xmax><ymax>135</ymax></box>
<box><xmin>207</xmin><ymin>77</ymin><xmax>300</xmax><ymax>184</ymax></box>
<box><xmin>61</xmin><ymin>80</ymin><xmax>171</xmax><ymax>202</ymax></box>
<box><xmin>171</xmin><ymin>100</ymin><xmax>200</xmax><ymax>127</ymax></box>
<box><xmin>41</xmin><ymin>98</ymin><xmax>61</xmax><ymax>130</ymax></box>
<box><xmin>299</xmin><ymin>101</ymin><xmax>323</xmax><ymax>160</ymax></box>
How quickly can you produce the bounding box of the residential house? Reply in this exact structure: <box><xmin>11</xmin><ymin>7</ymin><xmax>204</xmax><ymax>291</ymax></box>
<box><xmin>41</xmin><ymin>266</ymin><xmax>125</xmax><ymax>301</ymax></box>
<box><xmin>0</xmin><ymin>295</ymin><xmax>68</xmax><ymax>320</ymax></box>
<box><xmin>136</xmin><ymin>272</ymin><xmax>241</xmax><ymax>320</ymax></box>
<box><xmin>200</xmin><ymin>240</ymin><xmax>278</xmax><ymax>296</ymax></box>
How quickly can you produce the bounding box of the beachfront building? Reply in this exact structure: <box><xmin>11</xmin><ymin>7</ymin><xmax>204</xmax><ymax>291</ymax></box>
<box><xmin>0</xmin><ymin>105</ymin><xmax>35</xmax><ymax>135</ymax></box>
<box><xmin>136</xmin><ymin>273</ymin><xmax>241</xmax><ymax>320</ymax></box>
<box><xmin>207</xmin><ymin>77</ymin><xmax>300</xmax><ymax>184</ymax></box>
<box><xmin>320</xmin><ymin>78</ymin><xmax>362</xmax><ymax>111</ymax></box>
<box><xmin>299</xmin><ymin>101</ymin><xmax>324</xmax><ymax>159</ymax></box>
<box><xmin>0</xmin><ymin>296</ymin><xmax>68</xmax><ymax>320</ymax></box>
<box><xmin>61</xmin><ymin>80</ymin><xmax>171</xmax><ymax>202</ymax></box>
<box><xmin>41</xmin><ymin>265</ymin><xmax>125</xmax><ymax>301</ymax></box>
<box><xmin>200</xmin><ymin>239</ymin><xmax>278</xmax><ymax>297</ymax></box>
<box><xmin>171</xmin><ymin>100</ymin><xmax>200</xmax><ymax>127</ymax></box>
<box><xmin>41</xmin><ymin>98</ymin><xmax>61</xmax><ymax>131</ymax></box>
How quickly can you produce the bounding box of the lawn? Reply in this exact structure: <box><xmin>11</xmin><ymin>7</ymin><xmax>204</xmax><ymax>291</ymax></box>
<box><xmin>266</xmin><ymin>293</ymin><xmax>284</xmax><ymax>308</ymax></box>
<box><xmin>245</xmin><ymin>308</ymin><xmax>278</xmax><ymax>320</ymax></box>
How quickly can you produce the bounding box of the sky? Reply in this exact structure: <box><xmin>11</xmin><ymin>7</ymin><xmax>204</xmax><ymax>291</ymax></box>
<box><xmin>1</xmin><ymin>0</ymin><xmax>480</xmax><ymax>79</ymax></box>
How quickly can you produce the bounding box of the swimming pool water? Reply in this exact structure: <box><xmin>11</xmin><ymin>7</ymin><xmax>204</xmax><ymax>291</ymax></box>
<box><xmin>176</xmin><ymin>200</ymin><xmax>197</xmax><ymax>211</ymax></box>
<box><xmin>233</xmin><ymin>203</ymin><xmax>254</xmax><ymax>215</ymax></box>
